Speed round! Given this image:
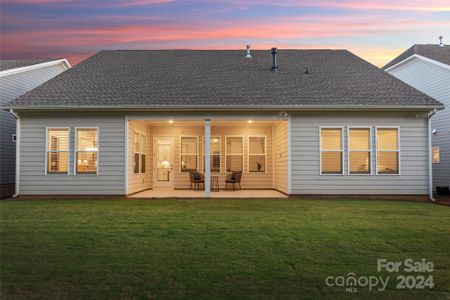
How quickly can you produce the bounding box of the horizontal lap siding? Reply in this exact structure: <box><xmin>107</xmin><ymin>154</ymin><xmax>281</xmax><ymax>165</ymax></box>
<box><xmin>290</xmin><ymin>112</ymin><xmax>429</xmax><ymax>195</ymax></box>
<box><xmin>388</xmin><ymin>58</ymin><xmax>450</xmax><ymax>188</ymax></box>
<box><xmin>127</xmin><ymin>122</ymin><xmax>152</xmax><ymax>194</ymax></box>
<box><xmin>0</xmin><ymin>63</ymin><xmax>67</xmax><ymax>187</ymax></box>
<box><xmin>19</xmin><ymin>113</ymin><xmax>126</xmax><ymax>195</ymax></box>
<box><xmin>148</xmin><ymin>125</ymin><xmax>274</xmax><ymax>189</ymax></box>
<box><xmin>273</xmin><ymin>121</ymin><xmax>288</xmax><ymax>193</ymax></box>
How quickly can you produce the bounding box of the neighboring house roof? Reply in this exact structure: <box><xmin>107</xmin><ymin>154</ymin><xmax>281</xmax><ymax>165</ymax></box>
<box><xmin>6</xmin><ymin>49</ymin><xmax>442</xmax><ymax>109</ymax></box>
<box><xmin>383</xmin><ymin>44</ymin><xmax>450</xmax><ymax>70</ymax></box>
<box><xmin>0</xmin><ymin>59</ymin><xmax>60</xmax><ymax>72</ymax></box>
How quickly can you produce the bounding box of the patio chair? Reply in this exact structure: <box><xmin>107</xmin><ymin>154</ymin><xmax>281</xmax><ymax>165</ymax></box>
<box><xmin>189</xmin><ymin>171</ymin><xmax>205</xmax><ymax>190</ymax></box>
<box><xmin>225</xmin><ymin>171</ymin><xmax>242</xmax><ymax>191</ymax></box>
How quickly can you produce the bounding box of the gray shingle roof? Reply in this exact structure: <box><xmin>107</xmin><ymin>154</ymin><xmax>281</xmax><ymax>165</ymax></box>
<box><xmin>0</xmin><ymin>59</ymin><xmax>59</xmax><ymax>72</ymax></box>
<box><xmin>383</xmin><ymin>44</ymin><xmax>450</xmax><ymax>70</ymax></box>
<box><xmin>7</xmin><ymin>49</ymin><xmax>442</xmax><ymax>109</ymax></box>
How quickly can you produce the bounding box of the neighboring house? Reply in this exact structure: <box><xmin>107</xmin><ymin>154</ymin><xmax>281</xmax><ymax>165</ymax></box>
<box><xmin>0</xmin><ymin>59</ymin><xmax>71</xmax><ymax>199</ymax></box>
<box><xmin>2</xmin><ymin>49</ymin><xmax>443</xmax><ymax>199</ymax></box>
<box><xmin>383</xmin><ymin>43</ymin><xmax>450</xmax><ymax>191</ymax></box>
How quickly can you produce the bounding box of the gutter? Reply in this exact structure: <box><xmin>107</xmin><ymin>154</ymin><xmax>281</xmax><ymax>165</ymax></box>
<box><xmin>428</xmin><ymin>109</ymin><xmax>437</xmax><ymax>202</ymax></box>
<box><xmin>9</xmin><ymin>110</ymin><xmax>20</xmax><ymax>198</ymax></box>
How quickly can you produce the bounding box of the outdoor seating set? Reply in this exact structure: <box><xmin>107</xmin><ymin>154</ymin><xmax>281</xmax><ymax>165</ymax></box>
<box><xmin>189</xmin><ymin>171</ymin><xmax>243</xmax><ymax>191</ymax></box>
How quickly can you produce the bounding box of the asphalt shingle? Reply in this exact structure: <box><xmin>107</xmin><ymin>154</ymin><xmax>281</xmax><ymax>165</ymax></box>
<box><xmin>6</xmin><ymin>49</ymin><xmax>442</xmax><ymax>108</ymax></box>
<box><xmin>0</xmin><ymin>59</ymin><xmax>59</xmax><ymax>72</ymax></box>
<box><xmin>383</xmin><ymin>44</ymin><xmax>450</xmax><ymax>70</ymax></box>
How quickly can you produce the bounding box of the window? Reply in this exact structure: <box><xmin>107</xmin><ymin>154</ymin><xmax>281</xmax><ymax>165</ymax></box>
<box><xmin>180</xmin><ymin>136</ymin><xmax>198</xmax><ymax>172</ymax></box>
<box><xmin>320</xmin><ymin>128</ymin><xmax>343</xmax><ymax>174</ymax></box>
<box><xmin>134</xmin><ymin>131</ymin><xmax>147</xmax><ymax>174</ymax></box>
<box><xmin>248</xmin><ymin>136</ymin><xmax>266</xmax><ymax>172</ymax></box>
<box><xmin>203</xmin><ymin>136</ymin><xmax>221</xmax><ymax>173</ymax></box>
<box><xmin>226</xmin><ymin>136</ymin><xmax>243</xmax><ymax>172</ymax></box>
<box><xmin>433</xmin><ymin>146</ymin><xmax>440</xmax><ymax>164</ymax></box>
<box><xmin>46</xmin><ymin>128</ymin><xmax>69</xmax><ymax>174</ymax></box>
<box><xmin>376</xmin><ymin>128</ymin><xmax>400</xmax><ymax>175</ymax></box>
<box><xmin>76</xmin><ymin>128</ymin><xmax>98</xmax><ymax>174</ymax></box>
<box><xmin>348</xmin><ymin>128</ymin><xmax>371</xmax><ymax>175</ymax></box>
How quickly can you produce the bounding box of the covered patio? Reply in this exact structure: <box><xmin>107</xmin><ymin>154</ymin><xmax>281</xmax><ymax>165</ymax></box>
<box><xmin>126</xmin><ymin>116</ymin><xmax>289</xmax><ymax>198</ymax></box>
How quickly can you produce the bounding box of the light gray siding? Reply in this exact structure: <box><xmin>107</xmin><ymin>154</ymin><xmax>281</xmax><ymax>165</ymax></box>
<box><xmin>18</xmin><ymin>112</ymin><xmax>126</xmax><ymax>195</ymax></box>
<box><xmin>0</xmin><ymin>62</ymin><xmax>68</xmax><ymax>192</ymax></box>
<box><xmin>290</xmin><ymin>112</ymin><xmax>429</xmax><ymax>195</ymax></box>
<box><xmin>387</xmin><ymin>57</ymin><xmax>450</xmax><ymax>189</ymax></box>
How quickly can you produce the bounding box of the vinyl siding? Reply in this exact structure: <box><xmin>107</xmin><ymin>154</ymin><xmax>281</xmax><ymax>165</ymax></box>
<box><xmin>290</xmin><ymin>112</ymin><xmax>429</xmax><ymax>195</ymax></box>
<box><xmin>387</xmin><ymin>57</ymin><xmax>450</xmax><ymax>188</ymax></box>
<box><xmin>273</xmin><ymin>121</ymin><xmax>289</xmax><ymax>193</ymax></box>
<box><xmin>0</xmin><ymin>62</ymin><xmax>67</xmax><ymax>189</ymax></box>
<box><xmin>18</xmin><ymin>112</ymin><xmax>126</xmax><ymax>195</ymax></box>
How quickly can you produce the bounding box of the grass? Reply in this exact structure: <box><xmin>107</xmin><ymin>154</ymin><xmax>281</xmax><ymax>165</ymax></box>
<box><xmin>1</xmin><ymin>198</ymin><xmax>449</xmax><ymax>299</ymax></box>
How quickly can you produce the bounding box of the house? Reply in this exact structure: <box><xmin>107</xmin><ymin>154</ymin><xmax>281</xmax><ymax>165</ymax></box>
<box><xmin>0</xmin><ymin>59</ymin><xmax>71</xmax><ymax>199</ymax></box>
<box><xmin>2</xmin><ymin>49</ymin><xmax>443</xmax><ymax>199</ymax></box>
<box><xmin>383</xmin><ymin>40</ymin><xmax>450</xmax><ymax>192</ymax></box>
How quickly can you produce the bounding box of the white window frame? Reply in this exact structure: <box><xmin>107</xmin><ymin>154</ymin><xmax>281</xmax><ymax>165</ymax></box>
<box><xmin>375</xmin><ymin>126</ymin><xmax>401</xmax><ymax>175</ymax></box>
<box><xmin>133</xmin><ymin>130</ymin><xmax>147</xmax><ymax>174</ymax></box>
<box><xmin>319</xmin><ymin>126</ymin><xmax>344</xmax><ymax>175</ymax></box>
<box><xmin>432</xmin><ymin>146</ymin><xmax>440</xmax><ymax>164</ymax></box>
<box><xmin>45</xmin><ymin>127</ymin><xmax>70</xmax><ymax>175</ymax></box>
<box><xmin>179</xmin><ymin>135</ymin><xmax>199</xmax><ymax>172</ymax></box>
<box><xmin>225</xmin><ymin>135</ymin><xmax>244</xmax><ymax>173</ymax></box>
<box><xmin>247</xmin><ymin>135</ymin><xmax>267</xmax><ymax>174</ymax></box>
<box><xmin>74</xmin><ymin>127</ymin><xmax>99</xmax><ymax>175</ymax></box>
<box><xmin>347</xmin><ymin>126</ymin><xmax>372</xmax><ymax>176</ymax></box>
<box><xmin>202</xmin><ymin>135</ymin><xmax>222</xmax><ymax>173</ymax></box>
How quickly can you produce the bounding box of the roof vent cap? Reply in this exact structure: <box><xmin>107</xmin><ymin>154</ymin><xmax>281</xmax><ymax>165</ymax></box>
<box><xmin>439</xmin><ymin>36</ymin><xmax>444</xmax><ymax>47</ymax></box>
<box><xmin>245</xmin><ymin>45</ymin><xmax>252</xmax><ymax>58</ymax></box>
<box><xmin>271</xmin><ymin>47</ymin><xmax>278</xmax><ymax>71</ymax></box>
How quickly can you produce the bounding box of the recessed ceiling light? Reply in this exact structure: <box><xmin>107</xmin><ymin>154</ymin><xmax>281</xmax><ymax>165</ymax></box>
<box><xmin>169</xmin><ymin>120</ymin><xmax>174</xmax><ymax>124</ymax></box>
<box><xmin>248</xmin><ymin>120</ymin><xmax>253</xmax><ymax>124</ymax></box>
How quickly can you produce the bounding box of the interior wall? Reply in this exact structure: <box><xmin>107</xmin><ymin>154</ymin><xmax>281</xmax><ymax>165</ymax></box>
<box><xmin>127</xmin><ymin>121</ymin><xmax>152</xmax><ymax>194</ymax></box>
<box><xmin>147</xmin><ymin>124</ymin><xmax>274</xmax><ymax>190</ymax></box>
<box><xmin>273</xmin><ymin>121</ymin><xmax>289</xmax><ymax>194</ymax></box>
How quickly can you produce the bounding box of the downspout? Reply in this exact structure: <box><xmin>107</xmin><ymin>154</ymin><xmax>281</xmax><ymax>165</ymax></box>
<box><xmin>9</xmin><ymin>109</ymin><xmax>20</xmax><ymax>197</ymax></box>
<box><xmin>428</xmin><ymin>109</ymin><xmax>437</xmax><ymax>202</ymax></box>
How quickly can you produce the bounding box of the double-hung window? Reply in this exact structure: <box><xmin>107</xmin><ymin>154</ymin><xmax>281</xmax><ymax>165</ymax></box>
<box><xmin>180</xmin><ymin>136</ymin><xmax>198</xmax><ymax>172</ymax></box>
<box><xmin>46</xmin><ymin>128</ymin><xmax>69</xmax><ymax>174</ymax></box>
<box><xmin>134</xmin><ymin>131</ymin><xmax>147</xmax><ymax>174</ymax></box>
<box><xmin>320</xmin><ymin>128</ymin><xmax>343</xmax><ymax>174</ymax></box>
<box><xmin>376</xmin><ymin>127</ymin><xmax>400</xmax><ymax>175</ymax></box>
<box><xmin>348</xmin><ymin>128</ymin><xmax>371</xmax><ymax>175</ymax></box>
<box><xmin>248</xmin><ymin>136</ymin><xmax>266</xmax><ymax>172</ymax></box>
<box><xmin>226</xmin><ymin>136</ymin><xmax>243</xmax><ymax>172</ymax></box>
<box><xmin>75</xmin><ymin>128</ymin><xmax>98</xmax><ymax>174</ymax></box>
<box><xmin>203</xmin><ymin>136</ymin><xmax>221</xmax><ymax>173</ymax></box>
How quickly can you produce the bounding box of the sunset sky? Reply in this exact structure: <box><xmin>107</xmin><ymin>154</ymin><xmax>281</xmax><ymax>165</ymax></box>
<box><xmin>1</xmin><ymin>0</ymin><xmax>449</xmax><ymax>67</ymax></box>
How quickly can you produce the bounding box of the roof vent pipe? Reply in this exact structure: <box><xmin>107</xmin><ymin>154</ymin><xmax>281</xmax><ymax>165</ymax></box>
<box><xmin>271</xmin><ymin>47</ymin><xmax>278</xmax><ymax>71</ymax></box>
<box><xmin>439</xmin><ymin>36</ymin><xmax>444</xmax><ymax>47</ymax></box>
<box><xmin>245</xmin><ymin>45</ymin><xmax>252</xmax><ymax>58</ymax></box>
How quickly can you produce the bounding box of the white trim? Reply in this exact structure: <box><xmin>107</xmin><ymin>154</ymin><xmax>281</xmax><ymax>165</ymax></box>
<box><xmin>287</xmin><ymin>115</ymin><xmax>291</xmax><ymax>195</ymax></box>
<box><xmin>385</xmin><ymin>54</ymin><xmax>450</xmax><ymax>72</ymax></box>
<box><xmin>347</xmin><ymin>126</ymin><xmax>372</xmax><ymax>175</ymax></box>
<box><xmin>74</xmin><ymin>127</ymin><xmax>99</xmax><ymax>175</ymax></box>
<box><xmin>247</xmin><ymin>135</ymin><xmax>267</xmax><ymax>174</ymax></box>
<box><xmin>201</xmin><ymin>135</ymin><xmax>222</xmax><ymax>174</ymax></box>
<box><xmin>375</xmin><ymin>126</ymin><xmax>401</xmax><ymax>175</ymax></box>
<box><xmin>14</xmin><ymin>114</ymin><xmax>21</xmax><ymax>197</ymax></box>
<box><xmin>428</xmin><ymin>109</ymin><xmax>437</xmax><ymax>201</ymax></box>
<box><xmin>319</xmin><ymin>126</ymin><xmax>345</xmax><ymax>175</ymax></box>
<box><xmin>153</xmin><ymin>135</ymin><xmax>175</xmax><ymax>188</ymax></box>
<box><xmin>179</xmin><ymin>135</ymin><xmax>199</xmax><ymax>172</ymax></box>
<box><xmin>225</xmin><ymin>135</ymin><xmax>244</xmax><ymax>173</ymax></box>
<box><xmin>124</xmin><ymin>116</ymin><xmax>129</xmax><ymax>195</ymax></box>
<box><xmin>204</xmin><ymin>119</ymin><xmax>211</xmax><ymax>197</ymax></box>
<box><xmin>0</xmin><ymin>59</ymin><xmax>71</xmax><ymax>77</ymax></box>
<box><xmin>45</xmin><ymin>127</ymin><xmax>70</xmax><ymax>175</ymax></box>
<box><xmin>132</xmin><ymin>129</ymin><xmax>148</xmax><ymax>174</ymax></box>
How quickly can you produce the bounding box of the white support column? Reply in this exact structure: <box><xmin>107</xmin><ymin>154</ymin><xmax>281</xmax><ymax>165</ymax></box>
<box><xmin>204</xmin><ymin>119</ymin><xmax>211</xmax><ymax>197</ymax></box>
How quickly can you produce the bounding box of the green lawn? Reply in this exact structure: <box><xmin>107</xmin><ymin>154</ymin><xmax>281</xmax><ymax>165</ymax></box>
<box><xmin>1</xmin><ymin>199</ymin><xmax>449</xmax><ymax>299</ymax></box>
